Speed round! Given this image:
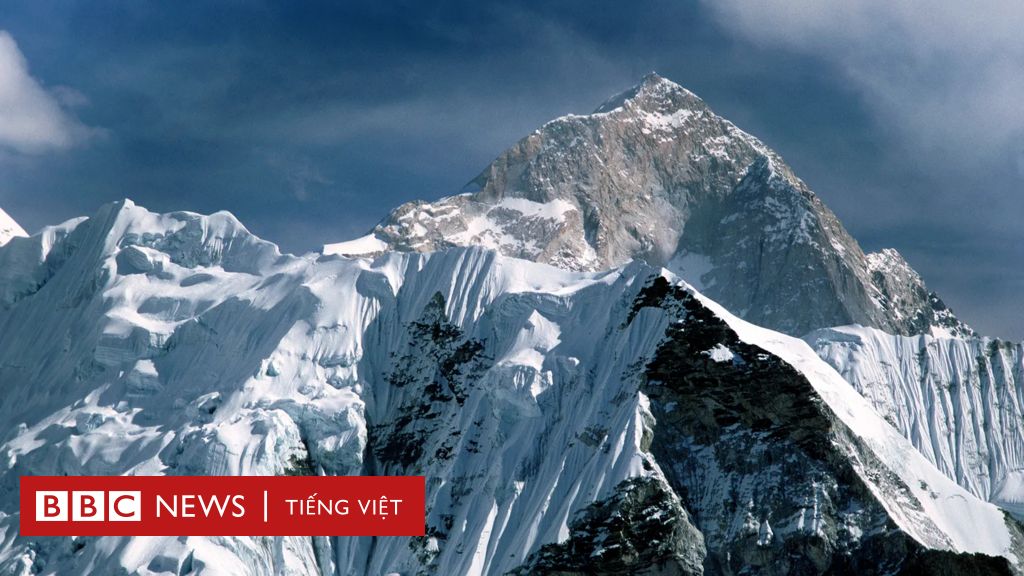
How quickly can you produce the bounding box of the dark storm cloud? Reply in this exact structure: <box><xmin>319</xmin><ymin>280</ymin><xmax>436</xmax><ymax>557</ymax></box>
<box><xmin>0</xmin><ymin>1</ymin><xmax>1019</xmax><ymax>338</ymax></box>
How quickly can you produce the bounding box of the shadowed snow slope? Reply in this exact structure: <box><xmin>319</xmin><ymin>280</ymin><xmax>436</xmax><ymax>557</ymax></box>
<box><xmin>0</xmin><ymin>201</ymin><xmax>1019</xmax><ymax>575</ymax></box>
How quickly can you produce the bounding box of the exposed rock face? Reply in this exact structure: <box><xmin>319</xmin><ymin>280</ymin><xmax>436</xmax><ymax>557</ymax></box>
<box><xmin>331</xmin><ymin>74</ymin><xmax>961</xmax><ymax>337</ymax></box>
<box><xmin>0</xmin><ymin>202</ymin><xmax>1017</xmax><ymax>575</ymax></box>
<box><xmin>865</xmin><ymin>249</ymin><xmax>974</xmax><ymax>338</ymax></box>
<box><xmin>510</xmin><ymin>477</ymin><xmax>706</xmax><ymax>576</ymax></box>
<box><xmin>634</xmin><ymin>278</ymin><xmax>1016</xmax><ymax>575</ymax></box>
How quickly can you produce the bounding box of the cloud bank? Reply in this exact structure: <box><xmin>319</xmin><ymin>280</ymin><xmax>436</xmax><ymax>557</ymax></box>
<box><xmin>706</xmin><ymin>1</ymin><xmax>1024</xmax><ymax>165</ymax></box>
<box><xmin>0</xmin><ymin>31</ymin><xmax>95</xmax><ymax>153</ymax></box>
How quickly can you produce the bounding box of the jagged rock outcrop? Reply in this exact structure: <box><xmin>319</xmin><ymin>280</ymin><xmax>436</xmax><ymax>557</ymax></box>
<box><xmin>510</xmin><ymin>477</ymin><xmax>706</xmax><ymax>576</ymax></box>
<box><xmin>864</xmin><ymin>249</ymin><xmax>974</xmax><ymax>338</ymax></box>
<box><xmin>635</xmin><ymin>278</ymin><xmax>1015</xmax><ymax>575</ymax></box>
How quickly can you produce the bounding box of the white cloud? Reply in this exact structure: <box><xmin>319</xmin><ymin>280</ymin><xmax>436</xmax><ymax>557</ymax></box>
<box><xmin>0</xmin><ymin>31</ymin><xmax>96</xmax><ymax>153</ymax></box>
<box><xmin>706</xmin><ymin>1</ymin><xmax>1024</xmax><ymax>163</ymax></box>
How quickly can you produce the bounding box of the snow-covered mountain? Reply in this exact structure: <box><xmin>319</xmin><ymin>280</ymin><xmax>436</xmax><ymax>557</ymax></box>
<box><xmin>808</xmin><ymin>326</ymin><xmax>1024</xmax><ymax>515</ymax></box>
<box><xmin>323</xmin><ymin>74</ymin><xmax>1015</xmax><ymax>528</ymax></box>
<box><xmin>326</xmin><ymin>74</ymin><xmax>962</xmax><ymax>338</ymax></box>
<box><xmin>1</xmin><ymin>201</ymin><xmax>1019</xmax><ymax>575</ymax></box>
<box><xmin>0</xmin><ymin>207</ymin><xmax>27</xmax><ymax>246</ymax></box>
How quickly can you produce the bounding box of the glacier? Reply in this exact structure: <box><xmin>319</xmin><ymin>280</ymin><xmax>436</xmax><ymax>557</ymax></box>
<box><xmin>0</xmin><ymin>200</ymin><xmax>1020</xmax><ymax>575</ymax></box>
<box><xmin>808</xmin><ymin>325</ymin><xmax>1024</xmax><ymax>517</ymax></box>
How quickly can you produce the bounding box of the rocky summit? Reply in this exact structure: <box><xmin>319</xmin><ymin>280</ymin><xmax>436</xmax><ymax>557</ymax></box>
<box><xmin>327</xmin><ymin>74</ymin><xmax>963</xmax><ymax>338</ymax></box>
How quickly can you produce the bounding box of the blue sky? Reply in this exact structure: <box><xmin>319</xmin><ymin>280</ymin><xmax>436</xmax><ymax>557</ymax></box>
<box><xmin>1</xmin><ymin>1</ymin><xmax>1022</xmax><ymax>338</ymax></box>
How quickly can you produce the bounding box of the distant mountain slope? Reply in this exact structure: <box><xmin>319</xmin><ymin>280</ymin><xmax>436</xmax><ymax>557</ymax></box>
<box><xmin>326</xmin><ymin>74</ymin><xmax>963</xmax><ymax>337</ymax></box>
<box><xmin>0</xmin><ymin>201</ymin><xmax>1017</xmax><ymax>575</ymax></box>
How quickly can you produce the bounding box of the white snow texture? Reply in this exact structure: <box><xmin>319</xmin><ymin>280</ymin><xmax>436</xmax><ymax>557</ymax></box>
<box><xmin>0</xmin><ymin>200</ymin><xmax>1018</xmax><ymax>575</ymax></box>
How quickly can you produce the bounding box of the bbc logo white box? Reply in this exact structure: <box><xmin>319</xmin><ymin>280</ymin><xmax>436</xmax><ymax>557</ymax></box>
<box><xmin>71</xmin><ymin>491</ymin><xmax>105</xmax><ymax>521</ymax></box>
<box><xmin>36</xmin><ymin>491</ymin><xmax>68</xmax><ymax>521</ymax></box>
<box><xmin>34</xmin><ymin>490</ymin><xmax>141</xmax><ymax>522</ymax></box>
<box><xmin>108</xmin><ymin>491</ymin><xmax>141</xmax><ymax>521</ymax></box>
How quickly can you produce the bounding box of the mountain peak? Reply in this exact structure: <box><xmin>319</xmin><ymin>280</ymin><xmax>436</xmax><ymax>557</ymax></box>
<box><xmin>593</xmin><ymin>72</ymin><xmax>703</xmax><ymax>115</ymax></box>
<box><xmin>335</xmin><ymin>75</ymin><xmax>960</xmax><ymax>337</ymax></box>
<box><xmin>0</xmin><ymin>207</ymin><xmax>27</xmax><ymax>246</ymax></box>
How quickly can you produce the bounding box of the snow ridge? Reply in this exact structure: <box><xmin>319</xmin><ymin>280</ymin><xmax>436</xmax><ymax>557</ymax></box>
<box><xmin>0</xmin><ymin>201</ymin><xmax>1018</xmax><ymax>574</ymax></box>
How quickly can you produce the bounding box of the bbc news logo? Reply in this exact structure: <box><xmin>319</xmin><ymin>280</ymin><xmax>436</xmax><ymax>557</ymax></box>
<box><xmin>21</xmin><ymin>476</ymin><xmax>425</xmax><ymax>537</ymax></box>
<box><xmin>35</xmin><ymin>491</ymin><xmax>141</xmax><ymax>522</ymax></box>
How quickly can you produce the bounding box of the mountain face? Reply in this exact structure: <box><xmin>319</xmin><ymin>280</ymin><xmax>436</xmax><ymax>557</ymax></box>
<box><xmin>1</xmin><ymin>201</ymin><xmax>1019</xmax><ymax>575</ymax></box>
<box><xmin>326</xmin><ymin>74</ymin><xmax>960</xmax><ymax>338</ymax></box>
<box><xmin>0</xmin><ymin>207</ymin><xmax>27</xmax><ymax>246</ymax></box>
<box><xmin>1</xmin><ymin>75</ymin><xmax>1017</xmax><ymax>576</ymax></box>
<box><xmin>320</xmin><ymin>74</ymin><xmax>1004</xmax><ymax>530</ymax></box>
<box><xmin>808</xmin><ymin>326</ymin><xmax>1024</xmax><ymax>515</ymax></box>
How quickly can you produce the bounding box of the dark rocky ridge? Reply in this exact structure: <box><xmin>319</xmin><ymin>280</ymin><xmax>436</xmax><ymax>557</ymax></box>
<box><xmin>635</xmin><ymin>277</ymin><xmax>1010</xmax><ymax>575</ymax></box>
<box><xmin>504</xmin><ymin>276</ymin><xmax>1017</xmax><ymax>575</ymax></box>
<box><xmin>510</xmin><ymin>477</ymin><xmax>706</xmax><ymax>576</ymax></box>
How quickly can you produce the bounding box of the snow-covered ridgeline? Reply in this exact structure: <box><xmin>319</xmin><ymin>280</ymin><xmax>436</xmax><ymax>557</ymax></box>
<box><xmin>0</xmin><ymin>201</ymin><xmax>650</xmax><ymax>574</ymax></box>
<box><xmin>0</xmin><ymin>201</ymin><xmax>1018</xmax><ymax>574</ymax></box>
<box><xmin>705</xmin><ymin>306</ymin><xmax>1015</xmax><ymax>557</ymax></box>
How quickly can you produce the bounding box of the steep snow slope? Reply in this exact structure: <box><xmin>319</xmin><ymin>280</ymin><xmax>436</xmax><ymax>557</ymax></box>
<box><xmin>0</xmin><ymin>201</ymin><xmax>1018</xmax><ymax>575</ymax></box>
<box><xmin>808</xmin><ymin>326</ymin><xmax>1024</xmax><ymax>514</ymax></box>
<box><xmin>686</xmin><ymin>286</ymin><xmax>1016</xmax><ymax>565</ymax></box>
<box><xmin>0</xmin><ymin>207</ymin><xmax>27</xmax><ymax>246</ymax></box>
<box><xmin>326</xmin><ymin>74</ymin><xmax>960</xmax><ymax>337</ymax></box>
